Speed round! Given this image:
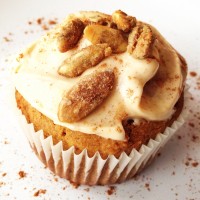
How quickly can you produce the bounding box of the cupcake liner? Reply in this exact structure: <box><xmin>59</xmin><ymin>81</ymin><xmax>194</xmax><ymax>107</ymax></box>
<box><xmin>15</xmin><ymin>87</ymin><xmax>190</xmax><ymax>185</ymax></box>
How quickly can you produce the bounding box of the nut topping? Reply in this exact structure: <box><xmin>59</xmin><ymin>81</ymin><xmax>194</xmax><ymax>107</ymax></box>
<box><xmin>57</xmin><ymin>18</ymin><xmax>84</xmax><ymax>53</ymax></box>
<box><xmin>58</xmin><ymin>70</ymin><xmax>115</xmax><ymax>122</ymax></box>
<box><xmin>127</xmin><ymin>24</ymin><xmax>155</xmax><ymax>59</ymax></box>
<box><xmin>58</xmin><ymin>44</ymin><xmax>112</xmax><ymax>77</ymax></box>
<box><xmin>112</xmin><ymin>10</ymin><xmax>136</xmax><ymax>32</ymax></box>
<box><xmin>84</xmin><ymin>25</ymin><xmax>128</xmax><ymax>53</ymax></box>
<box><xmin>77</xmin><ymin>11</ymin><xmax>114</xmax><ymax>27</ymax></box>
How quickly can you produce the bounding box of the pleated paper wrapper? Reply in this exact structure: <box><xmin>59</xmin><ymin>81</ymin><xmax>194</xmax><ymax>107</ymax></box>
<box><xmin>15</xmin><ymin>88</ymin><xmax>190</xmax><ymax>185</ymax></box>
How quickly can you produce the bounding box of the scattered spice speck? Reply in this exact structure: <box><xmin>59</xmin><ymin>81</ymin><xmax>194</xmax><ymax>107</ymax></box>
<box><xmin>2</xmin><ymin>173</ymin><xmax>7</xmax><ymax>177</ymax></box>
<box><xmin>189</xmin><ymin>71</ymin><xmax>197</xmax><ymax>77</ymax></box>
<box><xmin>177</xmin><ymin>135</ymin><xmax>182</xmax><ymax>140</ymax></box>
<box><xmin>54</xmin><ymin>177</ymin><xmax>58</xmax><ymax>182</ymax></box>
<box><xmin>172</xmin><ymin>171</ymin><xmax>175</xmax><ymax>175</ymax></box>
<box><xmin>0</xmin><ymin>182</ymin><xmax>5</xmax><ymax>187</ymax></box>
<box><xmin>3</xmin><ymin>37</ymin><xmax>12</xmax><ymax>42</ymax></box>
<box><xmin>70</xmin><ymin>181</ymin><xmax>79</xmax><ymax>189</ymax></box>
<box><xmin>33</xmin><ymin>189</ymin><xmax>46</xmax><ymax>197</ymax></box>
<box><xmin>185</xmin><ymin>161</ymin><xmax>189</xmax><ymax>166</ymax></box>
<box><xmin>145</xmin><ymin>183</ymin><xmax>151</xmax><ymax>191</ymax></box>
<box><xmin>62</xmin><ymin>186</ymin><xmax>67</xmax><ymax>190</ymax></box>
<box><xmin>37</xmin><ymin>18</ymin><xmax>43</xmax><ymax>25</ymax></box>
<box><xmin>48</xmin><ymin>20</ymin><xmax>57</xmax><ymax>25</ymax></box>
<box><xmin>192</xmin><ymin>135</ymin><xmax>199</xmax><ymax>142</ymax></box>
<box><xmin>42</xmin><ymin>24</ymin><xmax>49</xmax><ymax>31</ymax></box>
<box><xmin>106</xmin><ymin>186</ymin><xmax>116</xmax><ymax>195</ymax></box>
<box><xmin>188</xmin><ymin>122</ymin><xmax>195</xmax><ymax>128</ymax></box>
<box><xmin>192</xmin><ymin>162</ymin><xmax>199</xmax><ymax>167</ymax></box>
<box><xmin>4</xmin><ymin>140</ymin><xmax>9</xmax><ymax>144</ymax></box>
<box><xmin>18</xmin><ymin>171</ymin><xmax>26</xmax><ymax>179</ymax></box>
<box><xmin>84</xmin><ymin>188</ymin><xmax>90</xmax><ymax>192</ymax></box>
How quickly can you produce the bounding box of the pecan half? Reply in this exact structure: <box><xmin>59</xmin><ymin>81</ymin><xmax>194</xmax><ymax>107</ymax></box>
<box><xmin>57</xmin><ymin>18</ymin><xmax>84</xmax><ymax>53</ymax></box>
<box><xmin>58</xmin><ymin>70</ymin><xmax>115</xmax><ymax>122</ymax></box>
<box><xmin>84</xmin><ymin>25</ymin><xmax>127</xmax><ymax>53</ymax></box>
<box><xmin>58</xmin><ymin>44</ymin><xmax>112</xmax><ymax>77</ymax></box>
<box><xmin>112</xmin><ymin>10</ymin><xmax>136</xmax><ymax>32</ymax></box>
<box><xmin>127</xmin><ymin>24</ymin><xmax>155</xmax><ymax>59</ymax></box>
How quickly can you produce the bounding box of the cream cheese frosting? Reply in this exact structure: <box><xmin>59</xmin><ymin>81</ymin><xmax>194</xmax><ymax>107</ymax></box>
<box><xmin>14</xmin><ymin>13</ymin><xmax>185</xmax><ymax>141</ymax></box>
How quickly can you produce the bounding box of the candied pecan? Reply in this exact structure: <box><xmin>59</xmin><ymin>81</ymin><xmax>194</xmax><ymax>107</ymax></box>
<box><xmin>58</xmin><ymin>44</ymin><xmax>112</xmax><ymax>77</ymax></box>
<box><xmin>84</xmin><ymin>24</ymin><xmax>128</xmax><ymax>53</ymax></box>
<box><xmin>127</xmin><ymin>24</ymin><xmax>155</xmax><ymax>59</ymax></box>
<box><xmin>58</xmin><ymin>70</ymin><xmax>115</xmax><ymax>122</ymax></box>
<box><xmin>57</xmin><ymin>18</ymin><xmax>84</xmax><ymax>53</ymax></box>
<box><xmin>112</xmin><ymin>10</ymin><xmax>136</xmax><ymax>32</ymax></box>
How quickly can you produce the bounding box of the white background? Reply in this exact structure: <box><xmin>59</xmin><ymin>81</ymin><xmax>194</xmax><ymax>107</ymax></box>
<box><xmin>0</xmin><ymin>0</ymin><xmax>200</xmax><ymax>199</ymax></box>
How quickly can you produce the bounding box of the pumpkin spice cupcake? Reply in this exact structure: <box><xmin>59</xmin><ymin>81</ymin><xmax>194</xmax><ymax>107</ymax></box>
<box><xmin>14</xmin><ymin>10</ymin><xmax>188</xmax><ymax>185</ymax></box>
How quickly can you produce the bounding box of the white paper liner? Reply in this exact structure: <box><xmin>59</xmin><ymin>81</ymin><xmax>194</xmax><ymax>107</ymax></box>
<box><xmin>15</xmin><ymin>88</ymin><xmax>190</xmax><ymax>185</ymax></box>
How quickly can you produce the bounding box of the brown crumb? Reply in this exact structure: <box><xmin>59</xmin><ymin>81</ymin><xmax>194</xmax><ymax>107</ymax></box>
<box><xmin>18</xmin><ymin>171</ymin><xmax>26</xmax><ymax>179</ymax></box>
<box><xmin>28</xmin><ymin>21</ymin><xmax>32</xmax><ymax>25</ymax></box>
<box><xmin>70</xmin><ymin>181</ymin><xmax>79</xmax><ymax>189</ymax></box>
<box><xmin>189</xmin><ymin>71</ymin><xmax>197</xmax><ymax>77</ymax></box>
<box><xmin>33</xmin><ymin>189</ymin><xmax>46</xmax><ymax>197</ymax></box>
<box><xmin>145</xmin><ymin>183</ymin><xmax>151</xmax><ymax>191</ymax></box>
<box><xmin>106</xmin><ymin>186</ymin><xmax>116</xmax><ymax>195</ymax></box>
<box><xmin>172</xmin><ymin>171</ymin><xmax>175</xmax><ymax>175</ymax></box>
<box><xmin>2</xmin><ymin>173</ymin><xmax>7</xmax><ymax>177</ymax></box>
<box><xmin>192</xmin><ymin>162</ymin><xmax>199</xmax><ymax>167</ymax></box>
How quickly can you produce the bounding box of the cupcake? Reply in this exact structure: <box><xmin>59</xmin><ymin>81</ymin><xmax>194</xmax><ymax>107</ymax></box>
<box><xmin>14</xmin><ymin>10</ymin><xmax>188</xmax><ymax>185</ymax></box>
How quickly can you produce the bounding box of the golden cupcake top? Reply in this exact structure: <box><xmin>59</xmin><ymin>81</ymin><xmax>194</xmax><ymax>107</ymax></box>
<box><xmin>14</xmin><ymin>10</ymin><xmax>187</xmax><ymax>141</ymax></box>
